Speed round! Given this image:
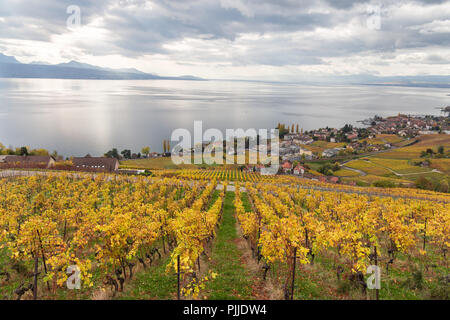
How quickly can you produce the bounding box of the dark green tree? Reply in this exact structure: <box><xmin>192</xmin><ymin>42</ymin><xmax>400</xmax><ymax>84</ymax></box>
<box><xmin>104</xmin><ymin>148</ymin><xmax>120</xmax><ymax>159</ymax></box>
<box><xmin>19</xmin><ymin>146</ymin><xmax>28</xmax><ymax>156</ymax></box>
<box><xmin>121</xmin><ymin>149</ymin><xmax>132</xmax><ymax>159</ymax></box>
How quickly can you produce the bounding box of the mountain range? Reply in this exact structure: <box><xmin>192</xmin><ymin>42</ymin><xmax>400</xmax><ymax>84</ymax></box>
<box><xmin>0</xmin><ymin>53</ymin><xmax>204</xmax><ymax>80</ymax></box>
<box><xmin>0</xmin><ymin>53</ymin><xmax>449</xmax><ymax>87</ymax></box>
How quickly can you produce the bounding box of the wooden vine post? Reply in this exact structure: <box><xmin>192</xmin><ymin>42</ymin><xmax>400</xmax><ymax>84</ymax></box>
<box><xmin>177</xmin><ymin>255</ymin><xmax>181</xmax><ymax>300</ymax></box>
<box><xmin>374</xmin><ymin>246</ymin><xmax>379</xmax><ymax>301</ymax></box>
<box><xmin>291</xmin><ymin>247</ymin><xmax>297</xmax><ymax>300</ymax></box>
<box><xmin>33</xmin><ymin>254</ymin><xmax>38</xmax><ymax>300</ymax></box>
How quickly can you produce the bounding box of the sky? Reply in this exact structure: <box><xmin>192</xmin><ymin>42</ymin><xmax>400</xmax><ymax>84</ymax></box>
<box><xmin>0</xmin><ymin>0</ymin><xmax>449</xmax><ymax>81</ymax></box>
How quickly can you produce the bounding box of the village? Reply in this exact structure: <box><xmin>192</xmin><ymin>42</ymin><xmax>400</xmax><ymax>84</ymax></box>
<box><xmin>0</xmin><ymin>113</ymin><xmax>449</xmax><ymax>188</ymax></box>
<box><xmin>241</xmin><ymin>113</ymin><xmax>450</xmax><ymax>185</ymax></box>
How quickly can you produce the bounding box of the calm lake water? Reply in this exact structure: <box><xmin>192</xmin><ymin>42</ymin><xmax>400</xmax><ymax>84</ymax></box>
<box><xmin>0</xmin><ymin>78</ymin><xmax>448</xmax><ymax>157</ymax></box>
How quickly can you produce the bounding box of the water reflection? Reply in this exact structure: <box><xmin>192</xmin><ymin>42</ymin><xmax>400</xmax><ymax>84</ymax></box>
<box><xmin>0</xmin><ymin>79</ymin><xmax>447</xmax><ymax>157</ymax></box>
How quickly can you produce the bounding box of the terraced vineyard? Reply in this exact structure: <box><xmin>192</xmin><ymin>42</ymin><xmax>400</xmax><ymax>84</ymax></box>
<box><xmin>0</xmin><ymin>172</ymin><xmax>448</xmax><ymax>300</ymax></box>
<box><xmin>175</xmin><ymin>169</ymin><xmax>271</xmax><ymax>182</ymax></box>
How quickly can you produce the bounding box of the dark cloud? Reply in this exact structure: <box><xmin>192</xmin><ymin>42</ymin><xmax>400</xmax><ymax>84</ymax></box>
<box><xmin>0</xmin><ymin>0</ymin><xmax>449</xmax><ymax>68</ymax></box>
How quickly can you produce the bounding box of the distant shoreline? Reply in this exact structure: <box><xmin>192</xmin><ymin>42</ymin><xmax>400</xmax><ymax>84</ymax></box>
<box><xmin>0</xmin><ymin>76</ymin><xmax>449</xmax><ymax>89</ymax></box>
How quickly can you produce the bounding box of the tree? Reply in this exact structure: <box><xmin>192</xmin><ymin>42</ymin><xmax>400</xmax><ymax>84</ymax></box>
<box><xmin>332</xmin><ymin>162</ymin><xmax>340</xmax><ymax>172</ymax></box>
<box><xmin>19</xmin><ymin>146</ymin><xmax>29</xmax><ymax>156</ymax></box>
<box><xmin>319</xmin><ymin>163</ymin><xmax>335</xmax><ymax>175</ymax></box>
<box><xmin>163</xmin><ymin>140</ymin><xmax>167</xmax><ymax>153</ymax></box>
<box><xmin>277</xmin><ymin>125</ymin><xmax>290</xmax><ymax>139</ymax></box>
<box><xmin>342</xmin><ymin>124</ymin><xmax>353</xmax><ymax>133</ymax></box>
<box><xmin>373</xmin><ymin>180</ymin><xmax>396</xmax><ymax>188</ymax></box>
<box><xmin>121</xmin><ymin>149</ymin><xmax>131</xmax><ymax>159</ymax></box>
<box><xmin>141</xmin><ymin>146</ymin><xmax>150</xmax><ymax>157</ymax></box>
<box><xmin>415</xmin><ymin>176</ymin><xmax>433</xmax><ymax>190</ymax></box>
<box><xmin>296</xmin><ymin>124</ymin><xmax>299</xmax><ymax>133</ymax></box>
<box><xmin>105</xmin><ymin>148</ymin><xmax>120</xmax><ymax>159</ymax></box>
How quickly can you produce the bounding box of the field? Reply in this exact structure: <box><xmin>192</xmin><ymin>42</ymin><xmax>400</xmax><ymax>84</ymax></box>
<box><xmin>341</xmin><ymin>174</ymin><xmax>412</xmax><ymax>187</ymax></box>
<box><xmin>429</xmin><ymin>159</ymin><xmax>450</xmax><ymax>175</ymax></box>
<box><xmin>364</xmin><ymin>158</ymin><xmax>431</xmax><ymax>175</ymax></box>
<box><xmin>303</xmin><ymin>141</ymin><xmax>345</xmax><ymax>155</ymax></box>
<box><xmin>376</xmin><ymin>134</ymin><xmax>450</xmax><ymax>160</ymax></box>
<box><xmin>0</xmin><ymin>172</ymin><xmax>448</xmax><ymax>301</ymax></box>
<box><xmin>360</xmin><ymin>134</ymin><xmax>407</xmax><ymax>146</ymax></box>
<box><xmin>332</xmin><ymin>169</ymin><xmax>361</xmax><ymax>177</ymax></box>
<box><xmin>344</xmin><ymin>160</ymin><xmax>392</xmax><ymax>176</ymax></box>
<box><xmin>339</xmin><ymin>134</ymin><xmax>450</xmax><ymax>187</ymax></box>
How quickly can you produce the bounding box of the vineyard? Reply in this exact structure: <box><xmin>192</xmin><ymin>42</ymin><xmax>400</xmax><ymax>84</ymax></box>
<box><xmin>0</xmin><ymin>174</ymin><xmax>223</xmax><ymax>299</ymax></box>
<box><xmin>236</xmin><ymin>182</ymin><xmax>449</xmax><ymax>299</ymax></box>
<box><xmin>0</xmin><ymin>172</ymin><xmax>449</xmax><ymax>300</ymax></box>
<box><xmin>174</xmin><ymin>169</ymin><xmax>266</xmax><ymax>182</ymax></box>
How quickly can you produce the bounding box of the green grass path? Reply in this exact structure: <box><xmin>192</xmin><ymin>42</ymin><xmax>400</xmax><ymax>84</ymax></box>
<box><xmin>205</xmin><ymin>191</ymin><xmax>253</xmax><ymax>299</ymax></box>
<box><xmin>117</xmin><ymin>255</ymin><xmax>177</xmax><ymax>300</ymax></box>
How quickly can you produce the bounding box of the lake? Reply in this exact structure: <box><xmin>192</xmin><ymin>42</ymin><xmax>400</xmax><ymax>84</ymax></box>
<box><xmin>0</xmin><ymin>78</ymin><xmax>448</xmax><ymax>157</ymax></box>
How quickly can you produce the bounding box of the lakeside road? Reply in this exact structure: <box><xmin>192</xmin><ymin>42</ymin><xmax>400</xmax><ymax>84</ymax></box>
<box><xmin>1</xmin><ymin>169</ymin><xmax>448</xmax><ymax>203</ymax></box>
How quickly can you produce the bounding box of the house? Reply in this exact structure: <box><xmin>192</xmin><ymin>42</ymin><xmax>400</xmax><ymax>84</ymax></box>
<box><xmin>0</xmin><ymin>155</ymin><xmax>56</xmax><ymax>168</ymax></box>
<box><xmin>118</xmin><ymin>169</ymin><xmax>146</xmax><ymax>175</ymax></box>
<box><xmin>299</xmin><ymin>148</ymin><xmax>313</xmax><ymax>159</ymax></box>
<box><xmin>289</xmin><ymin>145</ymin><xmax>300</xmax><ymax>153</ymax></box>
<box><xmin>295</xmin><ymin>136</ymin><xmax>314</xmax><ymax>145</ymax></box>
<box><xmin>282</xmin><ymin>154</ymin><xmax>302</xmax><ymax>162</ymax></box>
<box><xmin>322</xmin><ymin>148</ymin><xmax>342</xmax><ymax>158</ymax></box>
<box><xmin>418</xmin><ymin>130</ymin><xmax>439</xmax><ymax>135</ymax></box>
<box><xmin>328</xmin><ymin>177</ymin><xmax>339</xmax><ymax>184</ymax></box>
<box><xmin>284</xmin><ymin>133</ymin><xmax>299</xmax><ymax>141</ymax></box>
<box><xmin>149</xmin><ymin>152</ymin><xmax>160</xmax><ymax>158</ymax></box>
<box><xmin>293</xmin><ymin>165</ymin><xmax>306</xmax><ymax>176</ymax></box>
<box><xmin>73</xmin><ymin>156</ymin><xmax>119</xmax><ymax>172</ymax></box>
<box><xmin>314</xmin><ymin>133</ymin><xmax>328</xmax><ymax>141</ymax></box>
<box><xmin>279</xmin><ymin>147</ymin><xmax>290</xmax><ymax>156</ymax></box>
<box><xmin>281</xmin><ymin>161</ymin><xmax>293</xmax><ymax>173</ymax></box>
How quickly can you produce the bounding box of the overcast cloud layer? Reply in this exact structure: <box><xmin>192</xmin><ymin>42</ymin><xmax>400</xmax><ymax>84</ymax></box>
<box><xmin>0</xmin><ymin>0</ymin><xmax>449</xmax><ymax>80</ymax></box>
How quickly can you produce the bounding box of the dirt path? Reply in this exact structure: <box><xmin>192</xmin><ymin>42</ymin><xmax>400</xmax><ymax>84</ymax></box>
<box><xmin>234</xmin><ymin>215</ymin><xmax>282</xmax><ymax>300</ymax></box>
<box><xmin>233</xmin><ymin>192</ymin><xmax>283</xmax><ymax>300</ymax></box>
<box><xmin>340</xmin><ymin>165</ymin><xmax>367</xmax><ymax>176</ymax></box>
